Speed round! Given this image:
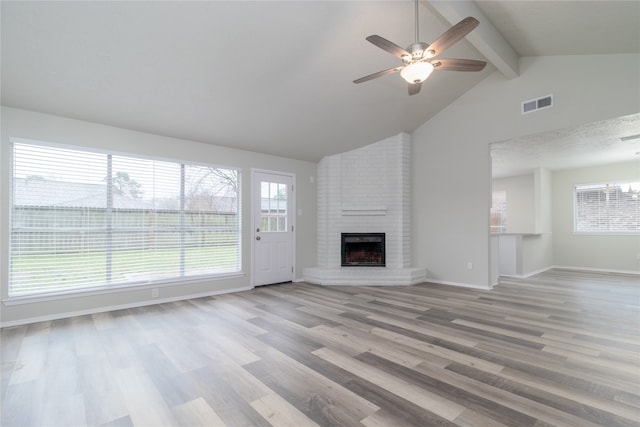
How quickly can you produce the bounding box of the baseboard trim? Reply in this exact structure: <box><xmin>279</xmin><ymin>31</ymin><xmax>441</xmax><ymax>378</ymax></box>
<box><xmin>0</xmin><ymin>285</ymin><xmax>253</xmax><ymax>328</ymax></box>
<box><xmin>551</xmin><ymin>265</ymin><xmax>640</xmax><ymax>276</ymax></box>
<box><xmin>500</xmin><ymin>266</ymin><xmax>554</xmax><ymax>280</ymax></box>
<box><xmin>424</xmin><ymin>279</ymin><xmax>493</xmax><ymax>290</ymax></box>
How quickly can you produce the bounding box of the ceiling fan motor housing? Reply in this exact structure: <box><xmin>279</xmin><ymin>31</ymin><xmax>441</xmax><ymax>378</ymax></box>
<box><xmin>404</xmin><ymin>42</ymin><xmax>431</xmax><ymax>63</ymax></box>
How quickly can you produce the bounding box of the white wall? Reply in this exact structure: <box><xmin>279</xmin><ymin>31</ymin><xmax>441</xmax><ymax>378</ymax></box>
<box><xmin>552</xmin><ymin>160</ymin><xmax>640</xmax><ymax>273</ymax></box>
<box><xmin>527</xmin><ymin>167</ymin><xmax>553</xmax><ymax>274</ymax></box>
<box><xmin>521</xmin><ymin>233</ymin><xmax>553</xmax><ymax>276</ymax></box>
<box><xmin>0</xmin><ymin>107</ymin><xmax>318</xmax><ymax>325</ymax></box>
<box><xmin>492</xmin><ymin>174</ymin><xmax>535</xmax><ymax>233</ymax></box>
<box><xmin>495</xmin><ymin>168</ymin><xmax>553</xmax><ymax>278</ymax></box>
<box><xmin>412</xmin><ymin>54</ymin><xmax>640</xmax><ymax>287</ymax></box>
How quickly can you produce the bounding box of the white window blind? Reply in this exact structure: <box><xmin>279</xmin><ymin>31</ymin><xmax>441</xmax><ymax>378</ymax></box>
<box><xmin>574</xmin><ymin>182</ymin><xmax>639</xmax><ymax>234</ymax></box>
<box><xmin>10</xmin><ymin>140</ymin><xmax>241</xmax><ymax>296</ymax></box>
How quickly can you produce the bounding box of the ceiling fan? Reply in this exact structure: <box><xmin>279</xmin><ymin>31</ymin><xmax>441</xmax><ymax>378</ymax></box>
<box><xmin>354</xmin><ymin>0</ymin><xmax>487</xmax><ymax>95</ymax></box>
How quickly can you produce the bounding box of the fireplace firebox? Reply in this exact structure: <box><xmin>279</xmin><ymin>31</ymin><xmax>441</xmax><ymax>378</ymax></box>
<box><xmin>341</xmin><ymin>233</ymin><xmax>385</xmax><ymax>267</ymax></box>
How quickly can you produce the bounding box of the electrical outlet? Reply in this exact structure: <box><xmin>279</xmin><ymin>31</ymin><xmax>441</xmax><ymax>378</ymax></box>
<box><xmin>467</xmin><ymin>262</ymin><xmax>473</xmax><ymax>270</ymax></box>
<box><xmin>151</xmin><ymin>288</ymin><xmax>159</xmax><ymax>298</ymax></box>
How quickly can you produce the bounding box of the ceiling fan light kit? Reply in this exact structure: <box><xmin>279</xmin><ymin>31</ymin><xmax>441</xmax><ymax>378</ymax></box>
<box><xmin>400</xmin><ymin>61</ymin><xmax>434</xmax><ymax>84</ymax></box>
<box><xmin>354</xmin><ymin>0</ymin><xmax>487</xmax><ymax>95</ymax></box>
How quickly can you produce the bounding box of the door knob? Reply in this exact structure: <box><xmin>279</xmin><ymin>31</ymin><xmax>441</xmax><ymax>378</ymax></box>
<box><xmin>256</xmin><ymin>236</ymin><xmax>261</xmax><ymax>240</ymax></box>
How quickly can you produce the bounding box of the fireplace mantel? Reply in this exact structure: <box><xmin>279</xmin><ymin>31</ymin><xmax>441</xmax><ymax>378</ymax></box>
<box><xmin>341</xmin><ymin>206</ymin><xmax>387</xmax><ymax>216</ymax></box>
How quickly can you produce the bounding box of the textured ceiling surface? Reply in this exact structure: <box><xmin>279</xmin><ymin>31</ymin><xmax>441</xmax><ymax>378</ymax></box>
<box><xmin>491</xmin><ymin>113</ymin><xmax>640</xmax><ymax>178</ymax></box>
<box><xmin>1</xmin><ymin>1</ymin><xmax>639</xmax><ymax>164</ymax></box>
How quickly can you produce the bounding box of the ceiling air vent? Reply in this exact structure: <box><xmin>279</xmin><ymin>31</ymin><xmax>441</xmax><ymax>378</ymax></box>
<box><xmin>522</xmin><ymin>94</ymin><xmax>553</xmax><ymax>115</ymax></box>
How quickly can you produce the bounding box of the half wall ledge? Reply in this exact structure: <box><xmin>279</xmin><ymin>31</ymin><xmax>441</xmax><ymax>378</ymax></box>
<box><xmin>302</xmin><ymin>267</ymin><xmax>427</xmax><ymax>286</ymax></box>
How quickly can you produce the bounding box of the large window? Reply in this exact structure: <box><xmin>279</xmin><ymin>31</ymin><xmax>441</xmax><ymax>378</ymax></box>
<box><xmin>10</xmin><ymin>139</ymin><xmax>241</xmax><ymax>297</ymax></box>
<box><xmin>574</xmin><ymin>182</ymin><xmax>639</xmax><ymax>234</ymax></box>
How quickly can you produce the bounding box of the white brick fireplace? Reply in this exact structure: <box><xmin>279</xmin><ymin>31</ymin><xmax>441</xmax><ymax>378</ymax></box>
<box><xmin>303</xmin><ymin>133</ymin><xmax>426</xmax><ymax>286</ymax></box>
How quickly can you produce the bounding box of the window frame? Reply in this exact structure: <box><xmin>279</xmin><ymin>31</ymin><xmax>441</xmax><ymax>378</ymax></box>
<box><xmin>8</xmin><ymin>137</ymin><xmax>243</xmax><ymax>298</ymax></box>
<box><xmin>573</xmin><ymin>181</ymin><xmax>639</xmax><ymax>235</ymax></box>
<box><xmin>490</xmin><ymin>190</ymin><xmax>507</xmax><ymax>233</ymax></box>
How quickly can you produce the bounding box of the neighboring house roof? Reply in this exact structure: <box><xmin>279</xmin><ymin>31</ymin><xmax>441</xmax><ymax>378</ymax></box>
<box><xmin>14</xmin><ymin>178</ymin><xmax>152</xmax><ymax>209</ymax></box>
<box><xmin>261</xmin><ymin>197</ymin><xmax>287</xmax><ymax>212</ymax></box>
<box><xmin>65</xmin><ymin>192</ymin><xmax>153</xmax><ymax>210</ymax></box>
<box><xmin>13</xmin><ymin>178</ymin><xmax>237</xmax><ymax>212</ymax></box>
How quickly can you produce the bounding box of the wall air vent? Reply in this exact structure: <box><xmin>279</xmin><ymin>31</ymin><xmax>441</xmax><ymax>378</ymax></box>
<box><xmin>521</xmin><ymin>94</ymin><xmax>553</xmax><ymax>115</ymax></box>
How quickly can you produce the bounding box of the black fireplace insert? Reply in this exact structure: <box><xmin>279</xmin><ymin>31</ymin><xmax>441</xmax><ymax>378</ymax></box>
<box><xmin>341</xmin><ymin>233</ymin><xmax>385</xmax><ymax>267</ymax></box>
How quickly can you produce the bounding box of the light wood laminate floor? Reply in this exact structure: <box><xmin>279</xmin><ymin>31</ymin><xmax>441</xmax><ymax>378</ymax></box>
<box><xmin>2</xmin><ymin>269</ymin><xmax>639</xmax><ymax>426</ymax></box>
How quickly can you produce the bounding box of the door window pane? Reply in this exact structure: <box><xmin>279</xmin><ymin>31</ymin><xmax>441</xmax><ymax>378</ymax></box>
<box><xmin>260</xmin><ymin>181</ymin><xmax>287</xmax><ymax>232</ymax></box>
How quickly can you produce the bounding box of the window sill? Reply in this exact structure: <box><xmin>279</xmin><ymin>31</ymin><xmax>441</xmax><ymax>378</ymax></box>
<box><xmin>3</xmin><ymin>271</ymin><xmax>245</xmax><ymax>306</ymax></box>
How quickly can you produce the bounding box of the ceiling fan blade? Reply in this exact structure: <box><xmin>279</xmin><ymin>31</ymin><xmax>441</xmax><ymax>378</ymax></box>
<box><xmin>353</xmin><ymin>66</ymin><xmax>404</xmax><ymax>84</ymax></box>
<box><xmin>432</xmin><ymin>58</ymin><xmax>487</xmax><ymax>72</ymax></box>
<box><xmin>426</xmin><ymin>17</ymin><xmax>479</xmax><ymax>58</ymax></box>
<box><xmin>366</xmin><ymin>35</ymin><xmax>410</xmax><ymax>58</ymax></box>
<box><xmin>408</xmin><ymin>82</ymin><xmax>422</xmax><ymax>96</ymax></box>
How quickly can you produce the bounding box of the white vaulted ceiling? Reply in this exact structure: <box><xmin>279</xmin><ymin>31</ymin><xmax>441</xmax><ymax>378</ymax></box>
<box><xmin>475</xmin><ymin>0</ymin><xmax>640</xmax><ymax>57</ymax></box>
<box><xmin>2</xmin><ymin>1</ymin><xmax>639</xmax><ymax>163</ymax></box>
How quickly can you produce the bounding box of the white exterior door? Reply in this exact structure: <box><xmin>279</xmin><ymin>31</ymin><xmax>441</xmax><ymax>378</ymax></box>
<box><xmin>252</xmin><ymin>170</ymin><xmax>294</xmax><ymax>286</ymax></box>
